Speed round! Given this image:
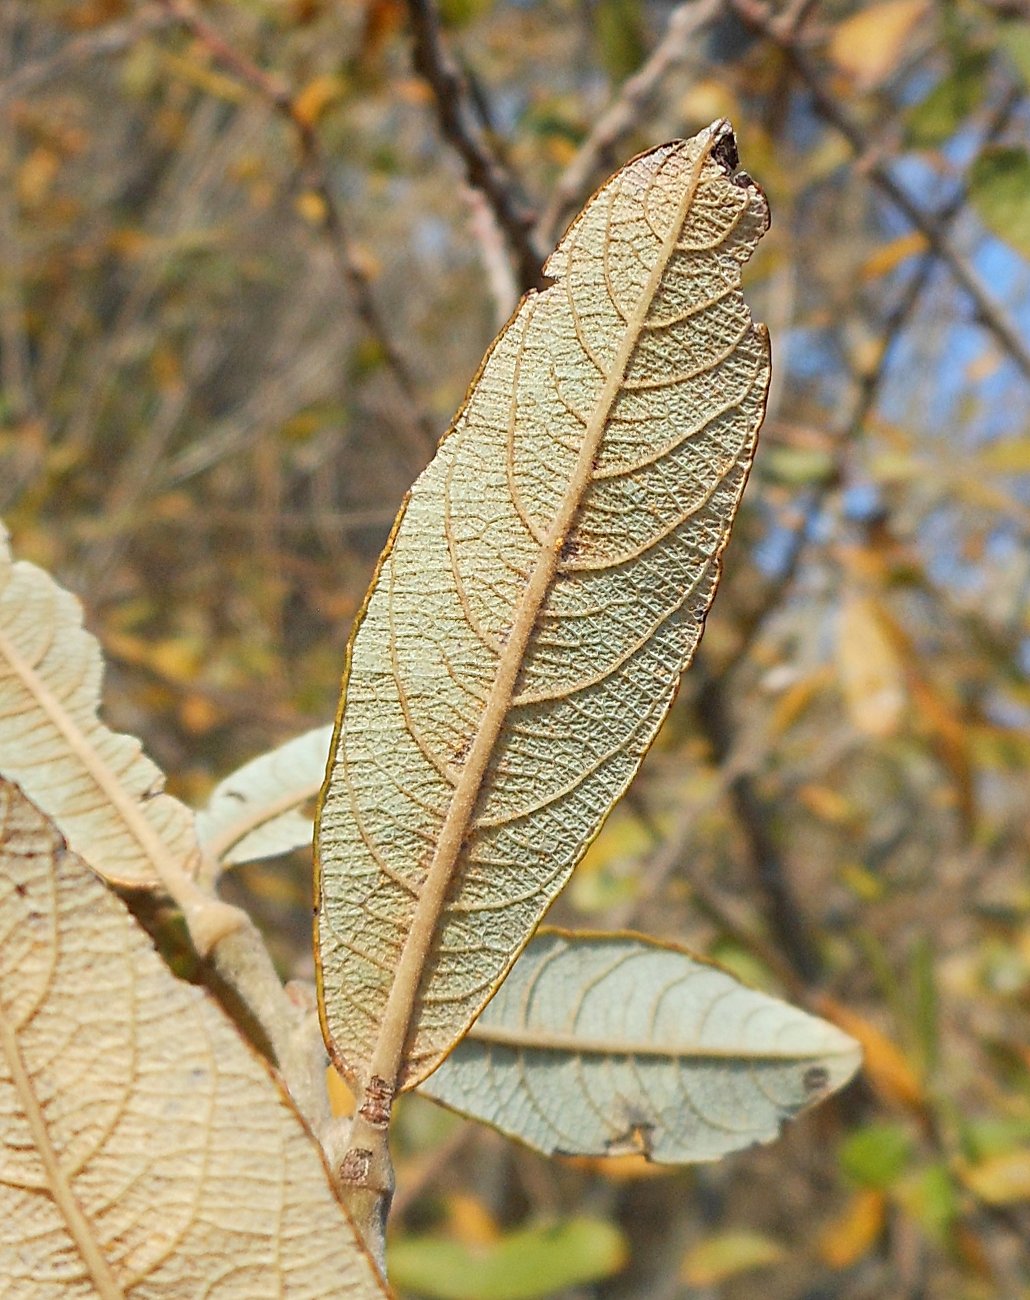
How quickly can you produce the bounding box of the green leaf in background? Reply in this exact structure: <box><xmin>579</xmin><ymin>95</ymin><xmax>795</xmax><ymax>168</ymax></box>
<box><xmin>840</xmin><ymin>1122</ymin><xmax>914</xmax><ymax>1190</ymax></box>
<box><xmin>681</xmin><ymin>1231</ymin><xmax>786</xmax><ymax>1286</ymax></box>
<box><xmin>894</xmin><ymin>1164</ymin><xmax>958</xmax><ymax>1244</ymax></box>
<box><xmin>906</xmin><ymin>51</ymin><xmax>987</xmax><ymax>147</ymax></box>
<box><xmin>387</xmin><ymin>1218</ymin><xmax>626</xmax><ymax>1300</ymax></box>
<box><xmin>762</xmin><ymin>445</ymin><xmax>838</xmax><ymax>487</ymax></box>
<box><xmin>419</xmin><ymin>931</ymin><xmax>861</xmax><ymax>1163</ymax></box>
<box><xmin>968</xmin><ymin>147</ymin><xmax>1030</xmax><ymax>259</ymax></box>
<box><xmin>596</xmin><ymin>0</ymin><xmax>647</xmax><ymax>82</ymax></box>
<box><xmin>997</xmin><ymin>20</ymin><xmax>1030</xmax><ymax>88</ymax></box>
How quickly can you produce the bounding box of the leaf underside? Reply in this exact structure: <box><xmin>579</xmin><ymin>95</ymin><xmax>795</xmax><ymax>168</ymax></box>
<box><xmin>196</xmin><ymin>724</ymin><xmax>334</xmax><ymax>870</ymax></box>
<box><xmin>419</xmin><ymin>931</ymin><xmax>862</xmax><ymax>1163</ymax></box>
<box><xmin>0</xmin><ymin>526</ymin><xmax>197</xmax><ymax>889</ymax></box>
<box><xmin>315</xmin><ymin>122</ymin><xmax>771</xmax><ymax>1091</ymax></box>
<box><xmin>0</xmin><ymin>777</ymin><xmax>386</xmax><ymax>1299</ymax></box>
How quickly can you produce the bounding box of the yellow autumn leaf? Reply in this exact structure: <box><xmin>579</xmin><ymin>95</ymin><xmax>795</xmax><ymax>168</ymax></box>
<box><xmin>828</xmin><ymin>0</ymin><xmax>929</xmax><ymax>88</ymax></box>
<box><xmin>816</xmin><ymin>997</ymin><xmax>925</xmax><ymax>1113</ymax></box>
<box><xmin>960</xmin><ymin>1149</ymin><xmax>1030</xmax><ymax>1204</ymax></box>
<box><xmin>818</xmin><ymin>1188</ymin><xmax>886</xmax><ymax>1268</ymax></box>
<box><xmin>293</xmin><ymin>74</ymin><xmax>347</xmax><ymax>127</ymax></box>
<box><xmin>837</xmin><ymin>593</ymin><xmax>907</xmax><ymax>738</ymax></box>
<box><xmin>315</xmin><ymin>122</ymin><xmax>772</xmax><ymax>1093</ymax></box>
<box><xmin>860</xmin><ymin>231</ymin><xmax>928</xmax><ymax>280</ymax></box>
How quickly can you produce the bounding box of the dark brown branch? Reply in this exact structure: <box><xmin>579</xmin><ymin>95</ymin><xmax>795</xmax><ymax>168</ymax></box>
<box><xmin>403</xmin><ymin>0</ymin><xmax>548</xmax><ymax>291</ymax></box>
<box><xmin>730</xmin><ymin>0</ymin><xmax>1030</xmax><ymax>380</ymax></box>
<box><xmin>692</xmin><ymin>661</ymin><xmax>825</xmax><ymax>983</ymax></box>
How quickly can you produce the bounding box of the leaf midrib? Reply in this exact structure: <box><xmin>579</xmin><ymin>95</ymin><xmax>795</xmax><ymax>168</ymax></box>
<box><xmin>0</xmin><ymin>616</ymin><xmax>192</xmax><ymax>887</ymax></box>
<box><xmin>366</xmin><ymin>138</ymin><xmax>716</xmax><ymax>1092</ymax></box>
<box><xmin>0</xmin><ymin>945</ymin><xmax>126</xmax><ymax>1298</ymax></box>
<box><xmin>462</xmin><ymin>1020</ymin><xmax>861</xmax><ymax>1063</ymax></box>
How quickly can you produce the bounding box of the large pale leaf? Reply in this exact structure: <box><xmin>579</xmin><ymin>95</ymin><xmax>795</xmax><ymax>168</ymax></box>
<box><xmin>196</xmin><ymin>724</ymin><xmax>333</xmax><ymax>869</ymax></box>
<box><xmin>0</xmin><ymin>777</ymin><xmax>388</xmax><ymax>1298</ymax></box>
<box><xmin>0</xmin><ymin>525</ymin><xmax>197</xmax><ymax>888</ymax></box>
<box><xmin>419</xmin><ymin>932</ymin><xmax>861</xmax><ymax>1163</ymax></box>
<box><xmin>316</xmin><ymin>121</ymin><xmax>771</xmax><ymax>1091</ymax></box>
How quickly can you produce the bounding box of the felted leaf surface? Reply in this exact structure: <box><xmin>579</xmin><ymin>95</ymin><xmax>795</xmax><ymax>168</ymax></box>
<box><xmin>196</xmin><ymin>724</ymin><xmax>333</xmax><ymax>869</ymax></box>
<box><xmin>0</xmin><ymin>777</ymin><xmax>388</xmax><ymax>1299</ymax></box>
<box><xmin>316</xmin><ymin>121</ymin><xmax>771</xmax><ymax>1091</ymax></box>
<box><xmin>0</xmin><ymin>525</ymin><xmax>197</xmax><ymax>888</ymax></box>
<box><xmin>419</xmin><ymin>932</ymin><xmax>861</xmax><ymax>1163</ymax></box>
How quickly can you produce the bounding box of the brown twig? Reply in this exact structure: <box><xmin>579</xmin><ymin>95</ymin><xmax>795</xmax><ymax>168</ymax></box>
<box><xmin>730</xmin><ymin>0</ymin><xmax>1030</xmax><ymax>380</ymax></box>
<box><xmin>403</xmin><ymin>0</ymin><xmax>547</xmax><ymax>291</ymax></box>
<box><xmin>153</xmin><ymin>0</ymin><xmax>437</xmax><ymax>461</ymax></box>
<box><xmin>692</xmin><ymin>661</ymin><xmax>825</xmax><ymax>983</ymax></box>
<box><xmin>535</xmin><ymin>0</ymin><xmax>723</xmax><ymax>247</ymax></box>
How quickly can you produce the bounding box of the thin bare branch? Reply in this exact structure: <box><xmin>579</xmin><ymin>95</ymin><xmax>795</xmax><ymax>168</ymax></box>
<box><xmin>464</xmin><ymin>184</ymin><xmax>521</xmax><ymax>327</ymax></box>
<box><xmin>153</xmin><ymin>0</ymin><xmax>438</xmax><ymax>460</ymax></box>
<box><xmin>403</xmin><ymin>0</ymin><xmax>547</xmax><ymax>291</ymax></box>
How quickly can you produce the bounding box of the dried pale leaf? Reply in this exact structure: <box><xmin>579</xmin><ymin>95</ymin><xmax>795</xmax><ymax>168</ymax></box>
<box><xmin>418</xmin><ymin>932</ymin><xmax>861</xmax><ymax>1163</ymax></box>
<box><xmin>196</xmin><ymin>724</ymin><xmax>333</xmax><ymax>869</ymax></box>
<box><xmin>316</xmin><ymin>122</ymin><xmax>771</xmax><ymax>1091</ymax></box>
<box><xmin>0</xmin><ymin>777</ymin><xmax>387</xmax><ymax>1299</ymax></box>
<box><xmin>837</xmin><ymin>594</ymin><xmax>907</xmax><ymax>738</ymax></box>
<box><xmin>0</xmin><ymin>525</ymin><xmax>197</xmax><ymax>888</ymax></box>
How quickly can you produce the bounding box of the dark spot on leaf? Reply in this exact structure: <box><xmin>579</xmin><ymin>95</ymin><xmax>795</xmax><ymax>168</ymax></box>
<box><xmin>732</xmin><ymin>169</ymin><xmax>754</xmax><ymax>190</ymax></box>
<box><xmin>711</xmin><ymin>127</ymin><xmax>739</xmax><ymax>176</ymax></box>
<box><xmin>605</xmin><ymin>1120</ymin><xmax>655</xmax><ymax>1159</ymax></box>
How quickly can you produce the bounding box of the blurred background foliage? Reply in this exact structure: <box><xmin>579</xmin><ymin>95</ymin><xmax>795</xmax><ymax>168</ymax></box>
<box><xmin>3</xmin><ymin>0</ymin><xmax>1030</xmax><ymax>1295</ymax></box>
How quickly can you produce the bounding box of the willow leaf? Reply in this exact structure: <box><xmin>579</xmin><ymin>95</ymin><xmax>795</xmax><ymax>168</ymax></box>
<box><xmin>419</xmin><ymin>931</ymin><xmax>861</xmax><ymax>1163</ymax></box>
<box><xmin>0</xmin><ymin>778</ymin><xmax>388</xmax><ymax>1299</ymax></box>
<box><xmin>0</xmin><ymin>525</ymin><xmax>197</xmax><ymax>889</ymax></box>
<box><xmin>196</xmin><ymin>724</ymin><xmax>333</xmax><ymax>870</ymax></box>
<box><xmin>316</xmin><ymin>121</ymin><xmax>771</xmax><ymax>1091</ymax></box>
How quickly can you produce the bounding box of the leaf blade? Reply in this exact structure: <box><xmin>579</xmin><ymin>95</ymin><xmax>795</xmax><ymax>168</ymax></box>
<box><xmin>316</xmin><ymin>122</ymin><xmax>771</xmax><ymax>1091</ymax></box>
<box><xmin>196</xmin><ymin>724</ymin><xmax>333</xmax><ymax>869</ymax></box>
<box><xmin>0</xmin><ymin>525</ymin><xmax>197</xmax><ymax>888</ymax></box>
<box><xmin>419</xmin><ymin>931</ymin><xmax>862</xmax><ymax>1163</ymax></box>
<box><xmin>0</xmin><ymin>777</ymin><xmax>388</xmax><ymax>1298</ymax></box>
